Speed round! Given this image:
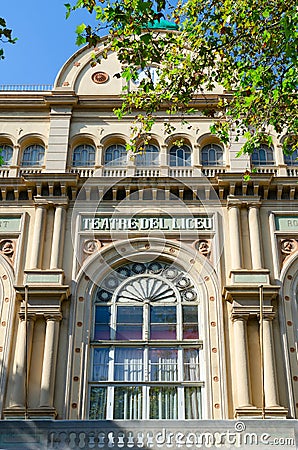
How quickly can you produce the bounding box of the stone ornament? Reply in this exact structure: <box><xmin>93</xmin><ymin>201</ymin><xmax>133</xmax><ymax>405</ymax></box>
<box><xmin>0</xmin><ymin>239</ymin><xmax>15</xmax><ymax>263</ymax></box>
<box><xmin>83</xmin><ymin>239</ymin><xmax>101</xmax><ymax>255</ymax></box>
<box><xmin>279</xmin><ymin>238</ymin><xmax>298</xmax><ymax>267</ymax></box>
<box><xmin>91</xmin><ymin>71</ymin><xmax>109</xmax><ymax>84</ymax></box>
<box><xmin>194</xmin><ymin>239</ymin><xmax>211</xmax><ymax>257</ymax></box>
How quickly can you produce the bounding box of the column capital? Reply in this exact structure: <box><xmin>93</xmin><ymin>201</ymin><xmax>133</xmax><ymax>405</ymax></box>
<box><xmin>33</xmin><ymin>198</ymin><xmax>49</xmax><ymax>208</ymax></box>
<box><xmin>44</xmin><ymin>314</ymin><xmax>62</xmax><ymax>322</ymax></box>
<box><xmin>231</xmin><ymin>313</ymin><xmax>250</xmax><ymax>322</ymax></box>
<box><xmin>258</xmin><ymin>312</ymin><xmax>276</xmax><ymax>321</ymax></box>
<box><xmin>18</xmin><ymin>313</ymin><xmax>36</xmax><ymax>322</ymax></box>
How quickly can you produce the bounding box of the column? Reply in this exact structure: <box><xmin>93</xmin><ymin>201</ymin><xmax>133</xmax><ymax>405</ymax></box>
<box><xmin>39</xmin><ymin>315</ymin><xmax>61</xmax><ymax>407</ymax></box>
<box><xmin>232</xmin><ymin>315</ymin><xmax>252</xmax><ymax>407</ymax></box>
<box><xmin>50</xmin><ymin>205</ymin><xmax>67</xmax><ymax>269</ymax></box>
<box><xmin>248</xmin><ymin>203</ymin><xmax>263</xmax><ymax>269</ymax></box>
<box><xmin>30</xmin><ymin>204</ymin><xmax>47</xmax><ymax>269</ymax></box>
<box><xmin>11</xmin><ymin>315</ymin><xmax>35</xmax><ymax>407</ymax></box>
<box><xmin>262</xmin><ymin>316</ymin><xmax>279</xmax><ymax>407</ymax></box>
<box><xmin>228</xmin><ymin>203</ymin><xmax>242</xmax><ymax>269</ymax></box>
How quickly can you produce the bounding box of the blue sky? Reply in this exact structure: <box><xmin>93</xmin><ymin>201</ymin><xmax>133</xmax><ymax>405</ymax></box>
<box><xmin>0</xmin><ymin>1</ymin><xmax>98</xmax><ymax>85</ymax></box>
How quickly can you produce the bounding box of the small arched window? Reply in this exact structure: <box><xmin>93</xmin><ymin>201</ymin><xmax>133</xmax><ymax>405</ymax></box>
<box><xmin>251</xmin><ymin>144</ymin><xmax>274</xmax><ymax>166</ymax></box>
<box><xmin>72</xmin><ymin>144</ymin><xmax>95</xmax><ymax>167</ymax></box>
<box><xmin>104</xmin><ymin>144</ymin><xmax>127</xmax><ymax>166</ymax></box>
<box><xmin>135</xmin><ymin>144</ymin><xmax>159</xmax><ymax>166</ymax></box>
<box><xmin>284</xmin><ymin>148</ymin><xmax>298</xmax><ymax>166</ymax></box>
<box><xmin>0</xmin><ymin>144</ymin><xmax>13</xmax><ymax>166</ymax></box>
<box><xmin>21</xmin><ymin>144</ymin><xmax>45</xmax><ymax>167</ymax></box>
<box><xmin>169</xmin><ymin>145</ymin><xmax>191</xmax><ymax>166</ymax></box>
<box><xmin>201</xmin><ymin>143</ymin><xmax>224</xmax><ymax>166</ymax></box>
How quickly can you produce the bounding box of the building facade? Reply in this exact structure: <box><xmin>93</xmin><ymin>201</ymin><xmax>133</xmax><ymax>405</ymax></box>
<box><xmin>0</xmin><ymin>39</ymin><xmax>297</xmax><ymax>448</ymax></box>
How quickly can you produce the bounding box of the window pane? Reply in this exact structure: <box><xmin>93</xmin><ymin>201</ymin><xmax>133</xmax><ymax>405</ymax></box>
<box><xmin>114</xmin><ymin>387</ymin><xmax>142</xmax><ymax>419</ymax></box>
<box><xmin>185</xmin><ymin>387</ymin><xmax>201</xmax><ymax>419</ymax></box>
<box><xmin>94</xmin><ymin>306</ymin><xmax>111</xmax><ymax>340</ymax></box>
<box><xmin>149</xmin><ymin>348</ymin><xmax>178</xmax><ymax>381</ymax></box>
<box><xmin>114</xmin><ymin>348</ymin><xmax>143</xmax><ymax>381</ymax></box>
<box><xmin>150</xmin><ymin>306</ymin><xmax>176</xmax><ymax>339</ymax></box>
<box><xmin>149</xmin><ymin>387</ymin><xmax>178</xmax><ymax>419</ymax></box>
<box><xmin>89</xmin><ymin>387</ymin><xmax>107</xmax><ymax>419</ymax></box>
<box><xmin>93</xmin><ymin>348</ymin><xmax>109</xmax><ymax>381</ymax></box>
<box><xmin>116</xmin><ymin>306</ymin><xmax>143</xmax><ymax>339</ymax></box>
<box><xmin>183</xmin><ymin>306</ymin><xmax>199</xmax><ymax>339</ymax></box>
<box><xmin>183</xmin><ymin>349</ymin><xmax>200</xmax><ymax>381</ymax></box>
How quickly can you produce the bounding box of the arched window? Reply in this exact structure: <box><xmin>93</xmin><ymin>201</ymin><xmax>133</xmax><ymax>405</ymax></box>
<box><xmin>72</xmin><ymin>144</ymin><xmax>95</xmax><ymax>167</ymax></box>
<box><xmin>169</xmin><ymin>144</ymin><xmax>191</xmax><ymax>166</ymax></box>
<box><xmin>21</xmin><ymin>144</ymin><xmax>45</xmax><ymax>166</ymax></box>
<box><xmin>251</xmin><ymin>144</ymin><xmax>274</xmax><ymax>166</ymax></box>
<box><xmin>89</xmin><ymin>260</ymin><xmax>202</xmax><ymax>420</ymax></box>
<box><xmin>0</xmin><ymin>144</ymin><xmax>13</xmax><ymax>166</ymax></box>
<box><xmin>284</xmin><ymin>148</ymin><xmax>298</xmax><ymax>166</ymax></box>
<box><xmin>135</xmin><ymin>144</ymin><xmax>159</xmax><ymax>166</ymax></box>
<box><xmin>104</xmin><ymin>144</ymin><xmax>127</xmax><ymax>166</ymax></box>
<box><xmin>201</xmin><ymin>143</ymin><xmax>224</xmax><ymax>166</ymax></box>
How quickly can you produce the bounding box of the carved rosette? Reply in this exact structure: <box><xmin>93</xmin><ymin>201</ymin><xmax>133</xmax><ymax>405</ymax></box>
<box><xmin>0</xmin><ymin>239</ymin><xmax>16</xmax><ymax>264</ymax></box>
<box><xmin>279</xmin><ymin>238</ymin><xmax>298</xmax><ymax>266</ymax></box>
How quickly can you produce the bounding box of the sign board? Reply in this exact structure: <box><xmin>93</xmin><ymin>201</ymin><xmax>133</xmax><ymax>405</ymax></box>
<box><xmin>275</xmin><ymin>216</ymin><xmax>298</xmax><ymax>232</ymax></box>
<box><xmin>0</xmin><ymin>216</ymin><xmax>21</xmax><ymax>232</ymax></box>
<box><xmin>81</xmin><ymin>216</ymin><xmax>213</xmax><ymax>232</ymax></box>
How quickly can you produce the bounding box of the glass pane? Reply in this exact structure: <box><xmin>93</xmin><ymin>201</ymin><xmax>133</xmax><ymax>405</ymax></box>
<box><xmin>150</xmin><ymin>306</ymin><xmax>176</xmax><ymax>339</ymax></box>
<box><xmin>114</xmin><ymin>387</ymin><xmax>142</xmax><ymax>419</ymax></box>
<box><xmin>149</xmin><ymin>348</ymin><xmax>178</xmax><ymax>381</ymax></box>
<box><xmin>116</xmin><ymin>306</ymin><xmax>143</xmax><ymax>339</ymax></box>
<box><xmin>93</xmin><ymin>348</ymin><xmax>109</xmax><ymax>381</ymax></box>
<box><xmin>183</xmin><ymin>306</ymin><xmax>199</xmax><ymax>339</ymax></box>
<box><xmin>183</xmin><ymin>349</ymin><xmax>200</xmax><ymax>381</ymax></box>
<box><xmin>185</xmin><ymin>387</ymin><xmax>201</xmax><ymax>419</ymax></box>
<box><xmin>89</xmin><ymin>387</ymin><xmax>107</xmax><ymax>419</ymax></box>
<box><xmin>150</xmin><ymin>325</ymin><xmax>176</xmax><ymax>340</ymax></box>
<box><xmin>114</xmin><ymin>348</ymin><xmax>144</xmax><ymax>381</ymax></box>
<box><xmin>94</xmin><ymin>306</ymin><xmax>111</xmax><ymax>340</ymax></box>
<box><xmin>149</xmin><ymin>387</ymin><xmax>178</xmax><ymax>419</ymax></box>
<box><xmin>117</xmin><ymin>306</ymin><xmax>143</xmax><ymax>323</ymax></box>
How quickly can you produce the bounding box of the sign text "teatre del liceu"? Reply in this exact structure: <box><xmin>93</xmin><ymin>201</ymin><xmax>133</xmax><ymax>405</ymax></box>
<box><xmin>82</xmin><ymin>216</ymin><xmax>213</xmax><ymax>232</ymax></box>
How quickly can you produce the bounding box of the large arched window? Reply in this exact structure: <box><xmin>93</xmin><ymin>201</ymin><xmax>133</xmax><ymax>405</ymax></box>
<box><xmin>284</xmin><ymin>148</ymin><xmax>298</xmax><ymax>166</ymax></box>
<box><xmin>251</xmin><ymin>144</ymin><xmax>274</xmax><ymax>166</ymax></box>
<box><xmin>104</xmin><ymin>144</ymin><xmax>127</xmax><ymax>166</ymax></box>
<box><xmin>201</xmin><ymin>143</ymin><xmax>224</xmax><ymax>166</ymax></box>
<box><xmin>169</xmin><ymin>144</ymin><xmax>191</xmax><ymax>166</ymax></box>
<box><xmin>135</xmin><ymin>144</ymin><xmax>159</xmax><ymax>166</ymax></box>
<box><xmin>72</xmin><ymin>144</ymin><xmax>95</xmax><ymax>167</ymax></box>
<box><xmin>0</xmin><ymin>144</ymin><xmax>13</xmax><ymax>166</ymax></box>
<box><xmin>89</xmin><ymin>260</ymin><xmax>203</xmax><ymax>420</ymax></box>
<box><xmin>21</xmin><ymin>144</ymin><xmax>45</xmax><ymax>166</ymax></box>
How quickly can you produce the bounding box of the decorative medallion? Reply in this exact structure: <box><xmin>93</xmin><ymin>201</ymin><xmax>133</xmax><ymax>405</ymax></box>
<box><xmin>182</xmin><ymin>289</ymin><xmax>197</xmax><ymax>301</ymax></box>
<box><xmin>279</xmin><ymin>238</ymin><xmax>298</xmax><ymax>267</ymax></box>
<box><xmin>0</xmin><ymin>239</ymin><xmax>15</xmax><ymax>264</ymax></box>
<box><xmin>92</xmin><ymin>71</ymin><xmax>109</xmax><ymax>84</ymax></box>
<box><xmin>96</xmin><ymin>289</ymin><xmax>112</xmax><ymax>302</ymax></box>
<box><xmin>83</xmin><ymin>239</ymin><xmax>101</xmax><ymax>254</ymax></box>
<box><xmin>194</xmin><ymin>239</ymin><xmax>211</xmax><ymax>257</ymax></box>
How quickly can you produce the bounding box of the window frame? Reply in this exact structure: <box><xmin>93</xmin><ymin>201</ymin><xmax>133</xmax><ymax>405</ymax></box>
<box><xmin>251</xmin><ymin>144</ymin><xmax>275</xmax><ymax>166</ymax></box>
<box><xmin>200</xmin><ymin>143</ymin><xmax>224</xmax><ymax>166</ymax></box>
<box><xmin>72</xmin><ymin>143</ymin><xmax>96</xmax><ymax>167</ymax></box>
<box><xmin>88</xmin><ymin>261</ymin><xmax>204</xmax><ymax>420</ymax></box>
<box><xmin>21</xmin><ymin>144</ymin><xmax>45</xmax><ymax>167</ymax></box>
<box><xmin>169</xmin><ymin>144</ymin><xmax>192</xmax><ymax>167</ymax></box>
<box><xmin>104</xmin><ymin>144</ymin><xmax>127</xmax><ymax>166</ymax></box>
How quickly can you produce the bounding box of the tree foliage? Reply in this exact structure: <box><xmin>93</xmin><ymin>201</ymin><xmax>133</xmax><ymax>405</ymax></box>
<box><xmin>0</xmin><ymin>18</ymin><xmax>16</xmax><ymax>60</ymax></box>
<box><xmin>66</xmin><ymin>0</ymin><xmax>298</xmax><ymax>155</ymax></box>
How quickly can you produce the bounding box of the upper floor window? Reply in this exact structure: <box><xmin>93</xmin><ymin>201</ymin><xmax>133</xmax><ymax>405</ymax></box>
<box><xmin>0</xmin><ymin>144</ymin><xmax>13</xmax><ymax>166</ymax></box>
<box><xmin>72</xmin><ymin>144</ymin><xmax>95</xmax><ymax>167</ymax></box>
<box><xmin>284</xmin><ymin>148</ymin><xmax>298</xmax><ymax>166</ymax></box>
<box><xmin>201</xmin><ymin>143</ymin><xmax>224</xmax><ymax>166</ymax></box>
<box><xmin>89</xmin><ymin>260</ymin><xmax>203</xmax><ymax>420</ymax></box>
<box><xmin>251</xmin><ymin>144</ymin><xmax>274</xmax><ymax>166</ymax></box>
<box><xmin>104</xmin><ymin>144</ymin><xmax>127</xmax><ymax>166</ymax></box>
<box><xmin>21</xmin><ymin>144</ymin><xmax>45</xmax><ymax>167</ymax></box>
<box><xmin>135</xmin><ymin>144</ymin><xmax>159</xmax><ymax>166</ymax></box>
<box><xmin>169</xmin><ymin>144</ymin><xmax>191</xmax><ymax>166</ymax></box>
